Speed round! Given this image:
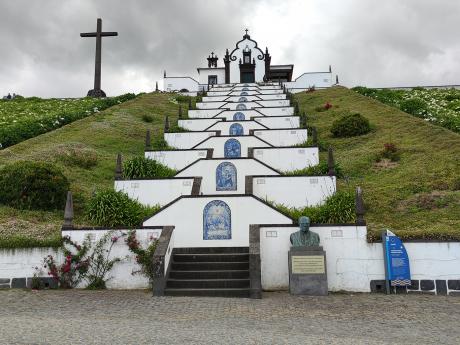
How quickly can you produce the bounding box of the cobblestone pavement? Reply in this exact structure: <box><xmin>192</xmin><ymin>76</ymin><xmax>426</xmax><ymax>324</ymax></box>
<box><xmin>0</xmin><ymin>290</ymin><xmax>459</xmax><ymax>345</ymax></box>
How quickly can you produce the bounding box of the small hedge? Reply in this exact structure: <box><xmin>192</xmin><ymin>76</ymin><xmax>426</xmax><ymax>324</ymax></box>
<box><xmin>0</xmin><ymin>161</ymin><xmax>69</xmax><ymax>210</ymax></box>
<box><xmin>276</xmin><ymin>191</ymin><xmax>355</xmax><ymax>224</ymax></box>
<box><xmin>285</xmin><ymin>161</ymin><xmax>343</xmax><ymax>178</ymax></box>
<box><xmin>123</xmin><ymin>156</ymin><xmax>176</xmax><ymax>179</ymax></box>
<box><xmin>331</xmin><ymin>113</ymin><xmax>371</xmax><ymax>138</ymax></box>
<box><xmin>86</xmin><ymin>189</ymin><xmax>159</xmax><ymax>227</ymax></box>
<box><xmin>399</xmin><ymin>98</ymin><xmax>427</xmax><ymax>117</ymax></box>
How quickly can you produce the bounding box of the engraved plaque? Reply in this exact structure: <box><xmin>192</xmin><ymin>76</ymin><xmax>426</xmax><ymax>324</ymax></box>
<box><xmin>198</xmin><ymin>151</ymin><xmax>206</xmax><ymax>157</ymax></box>
<box><xmin>256</xmin><ymin>178</ymin><xmax>266</xmax><ymax>184</ymax></box>
<box><xmin>298</xmin><ymin>149</ymin><xmax>305</xmax><ymax>154</ymax></box>
<box><xmin>291</xmin><ymin>255</ymin><xmax>325</xmax><ymax>274</ymax></box>
<box><xmin>310</xmin><ymin>178</ymin><xmax>318</xmax><ymax>184</ymax></box>
<box><xmin>131</xmin><ymin>182</ymin><xmax>140</xmax><ymax>189</ymax></box>
<box><xmin>331</xmin><ymin>230</ymin><xmax>343</xmax><ymax>237</ymax></box>
<box><xmin>285</xmin><ymin>118</ymin><xmax>290</xmax><ymax>121</ymax></box>
<box><xmin>265</xmin><ymin>230</ymin><xmax>278</xmax><ymax>238</ymax></box>
<box><xmin>182</xmin><ymin>180</ymin><xmax>192</xmax><ymax>186</ymax></box>
<box><xmin>255</xmin><ymin>150</ymin><xmax>263</xmax><ymax>155</ymax></box>
<box><xmin>290</xmin><ymin>130</ymin><xmax>297</xmax><ymax>134</ymax></box>
<box><xmin>255</xmin><ymin>131</ymin><xmax>262</xmax><ymax>136</ymax></box>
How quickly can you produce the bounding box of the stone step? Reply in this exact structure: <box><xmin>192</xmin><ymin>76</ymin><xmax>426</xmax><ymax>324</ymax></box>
<box><xmin>171</xmin><ymin>261</ymin><xmax>249</xmax><ymax>271</ymax></box>
<box><xmin>169</xmin><ymin>270</ymin><xmax>249</xmax><ymax>280</ymax></box>
<box><xmin>172</xmin><ymin>253</ymin><xmax>249</xmax><ymax>263</ymax></box>
<box><xmin>166</xmin><ymin>278</ymin><xmax>250</xmax><ymax>289</ymax></box>
<box><xmin>173</xmin><ymin>247</ymin><xmax>249</xmax><ymax>254</ymax></box>
<box><xmin>164</xmin><ymin>288</ymin><xmax>250</xmax><ymax>298</ymax></box>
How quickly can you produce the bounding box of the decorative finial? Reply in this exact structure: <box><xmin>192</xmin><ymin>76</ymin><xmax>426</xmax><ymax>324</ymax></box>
<box><xmin>328</xmin><ymin>147</ymin><xmax>335</xmax><ymax>176</ymax></box>
<box><xmin>329</xmin><ymin>65</ymin><xmax>332</xmax><ymax>73</ymax></box>
<box><xmin>188</xmin><ymin>97</ymin><xmax>193</xmax><ymax>110</ymax></box>
<box><xmin>245</xmin><ymin>28</ymin><xmax>248</xmax><ymax>35</ymax></box>
<box><xmin>178</xmin><ymin>104</ymin><xmax>183</xmax><ymax>119</ymax></box>
<box><xmin>63</xmin><ymin>191</ymin><xmax>74</xmax><ymax>229</ymax></box>
<box><xmin>336</xmin><ymin>75</ymin><xmax>339</xmax><ymax>84</ymax></box>
<box><xmin>155</xmin><ymin>81</ymin><xmax>159</xmax><ymax>92</ymax></box>
<box><xmin>115</xmin><ymin>153</ymin><xmax>123</xmax><ymax>180</ymax></box>
<box><xmin>312</xmin><ymin>127</ymin><xmax>318</xmax><ymax>146</ymax></box>
<box><xmin>355</xmin><ymin>187</ymin><xmax>366</xmax><ymax>225</ymax></box>
<box><xmin>164</xmin><ymin>115</ymin><xmax>170</xmax><ymax>133</ymax></box>
<box><xmin>164</xmin><ymin>70</ymin><xmax>166</xmax><ymax>78</ymax></box>
<box><xmin>145</xmin><ymin>130</ymin><xmax>151</xmax><ymax>151</ymax></box>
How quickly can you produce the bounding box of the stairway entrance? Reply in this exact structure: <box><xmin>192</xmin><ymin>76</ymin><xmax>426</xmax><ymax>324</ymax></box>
<box><xmin>165</xmin><ymin>247</ymin><xmax>250</xmax><ymax>298</ymax></box>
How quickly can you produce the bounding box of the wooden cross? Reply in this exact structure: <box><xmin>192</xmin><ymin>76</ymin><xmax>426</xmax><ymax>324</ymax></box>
<box><xmin>80</xmin><ymin>18</ymin><xmax>118</xmax><ymax>97</ymax></box>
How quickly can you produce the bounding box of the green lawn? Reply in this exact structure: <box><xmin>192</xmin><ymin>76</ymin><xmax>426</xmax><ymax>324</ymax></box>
<box><xmin>0</xmin><ymin>92</ymin><xmax>180</xmax><ymax>248</ymax></box>
<box><xmin>0</xmin><ymin>88</ymin><xmax>459</xmax><ymax>247</ymax></box>
<box><xmin>295</xmin><ymin>86</ymin><xmax>460</xmax><ymax>241</ymax></box>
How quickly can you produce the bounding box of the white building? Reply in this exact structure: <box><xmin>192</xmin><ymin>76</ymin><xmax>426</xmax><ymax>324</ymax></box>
<box><xmin>163</xmin><ymin>30</ymin><xmax>336</xmax><ymax>93</ymax></box>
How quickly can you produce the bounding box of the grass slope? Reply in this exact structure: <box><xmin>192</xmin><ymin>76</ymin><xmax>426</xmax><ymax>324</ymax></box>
<box><xmin>0</xmin><ymin>93</ymin><xmax>180</xmax><ymax>247</ymax></box>
<box><xmin>296</xmin><ymin>87</ymin><xmax>460</xmax><ymax>241</ymax></box>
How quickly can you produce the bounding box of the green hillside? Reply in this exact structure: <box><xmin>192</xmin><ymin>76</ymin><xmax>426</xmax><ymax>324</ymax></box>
<box><xmin>0</xmin><ymin>87</ymin><xmax>459</xmax><ymax>248</ymax></box>
<box><xmin>296</xmin><ymin>87</ymin><xmax>460</xmax><ymax>241</ymax></box>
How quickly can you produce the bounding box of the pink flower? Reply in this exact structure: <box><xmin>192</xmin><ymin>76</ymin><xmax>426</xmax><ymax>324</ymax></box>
<box><xmin>111</xmin><ymin>236</ymin><xmax>119</xmax><ymax>243</ymax></box>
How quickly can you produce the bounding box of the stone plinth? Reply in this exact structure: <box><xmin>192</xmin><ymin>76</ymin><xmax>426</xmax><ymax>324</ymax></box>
<box><xmin>288</xmin><ymin>246</ymin><xmax>328</xmax><ymax>296</ymax></box>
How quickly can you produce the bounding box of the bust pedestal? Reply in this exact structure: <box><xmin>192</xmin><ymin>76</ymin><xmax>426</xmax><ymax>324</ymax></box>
<box><xmin>288</xmin><ymin>246</ymin><xmax>328</xmax><ymax>296</ymax></box>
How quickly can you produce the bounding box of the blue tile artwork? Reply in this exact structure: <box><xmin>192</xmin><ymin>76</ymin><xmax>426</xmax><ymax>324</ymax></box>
<box><xmin>203</xmin><ymin>200</ymin><xmax>231</xmax><ymax>240</ymax></box>
<box><xmin>229</xmin><ymin>123</ymin><xmax>244</xmax><ymax>136</ymax></box>
<box><xmin>236</xmin><ymin>103</ymin><xmax>247</xmax><ymax>110</ymax></box>
<box><xmin>238</xmin><ymin>97</ymin><xmax>248</xmax><ymax>102</ymax></box>
<box><xmin>216</xmin><ymin>162</ymin><xmax>237</xmax><ymax>191</ymax></box>
<box><xmin>224</xmin><ymin>138</ymin><xmax>241</xmax><ymax>158</ymax></box>
<box><xmin>242</xmin><ymin>87</ymin><xmax>249</xmax><ymax>91</ymax></box>
<box><xmin>233</xmin><ymin>112</ymin><xmax>245</xmax><ymax>120</ymax></box>
<box><xmin>240</xmin><ymin>91</ymin><xmax>248</xmax><ymax>96</ymax></box>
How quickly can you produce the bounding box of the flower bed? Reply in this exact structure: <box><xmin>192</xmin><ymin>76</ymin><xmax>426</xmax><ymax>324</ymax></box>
<box><xmin>0</xmin><ymin>93</ymin><xmax>136</xmax><ymax>149</ymax></box>
<box><xmin>352</xmin><ymin>87</ymin><xmax>460</xmax><ymax>133</ymax></box>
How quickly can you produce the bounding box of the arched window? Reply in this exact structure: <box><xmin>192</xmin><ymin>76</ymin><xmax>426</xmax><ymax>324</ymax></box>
<box><xmin>238</xmin><ymin>97</ymin><xmax>248</xmax><ymax>102</ymax></box>
<box><xmin>224</xmin><ymin>138</ymin><xmax>241</xmax><ymax>158</ymax></box>
<box><xmin>229</xmin><ymin>123</ymin><xmax>244</xmax><ymax>136</ymax></box>
<box><xmin>203</xmin><ymin>200</ymin><xmax>231</xmax><ymax>240</ymax></box>
<box><xmin>236</xmin><ymin>103</ymin><xmax>247</xmax><ymax>110</ymax></box>
<box><xmin>233</xmin><ymin>112</ymin><xmax>245</xmax><ymax>121</ymax></box>
<box><xmin>216</xmin><ymin>162</ymin><xmax>237</xmax><ymax>191</ymax></box>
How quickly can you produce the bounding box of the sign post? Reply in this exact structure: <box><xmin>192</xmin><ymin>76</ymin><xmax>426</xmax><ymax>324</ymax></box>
<box><xmin>382</xmin><ymin>229</ymin><xmax>411</xmax><ymax>294</ymax></box>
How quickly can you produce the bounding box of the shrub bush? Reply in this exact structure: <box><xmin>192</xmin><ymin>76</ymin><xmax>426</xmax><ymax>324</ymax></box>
<box><xmin>174</xmin><ymin>95</ymin><xmax>192</xmax><ymax>103</ymax></box>
<box><xmin>86</xmin><ymin>189</ymin><xmax>158</xmax><ymax>227</ymax></box>
<box><xmin>141</xmin><ymin>114</ymin><xmax>153</xmax><ymax>123</ymax></box>
<box><xmin>276</xmin><ymin>191</ymin><xmax>355</xmax><ymax>224</ymax></box>
<box><xmin>285</xmin><ymin>160</ymin><xmax>344</xmax><ymax>178</ymax></box>
<box><xmin>330</xmin><ymin>113</ymin><xmax>371</xmax><ymax>137</ymax></box>
<box><xmin>123</xmin><ymin>156</ymin><xmax>176</xmax><ymax>179</ymax></box>
<box><xmin>376</xmin><ymin>143</ymin><xmax>400</xmax><ymax>162</ymax></box>
<box><xmin>399</xmin><ymin>98</ymin><xmax>427</xmax><ymax>117</ymax></box>
<box><xmin>0</xmin><ymin>161</ymin><xmax>69</xmax><ymax>210</ymax></box>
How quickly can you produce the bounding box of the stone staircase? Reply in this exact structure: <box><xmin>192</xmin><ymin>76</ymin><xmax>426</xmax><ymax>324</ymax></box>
<box><xmin>164</xmin><ymin>247</ymin><xmax>250</xmax><ymax>297</ymax></box>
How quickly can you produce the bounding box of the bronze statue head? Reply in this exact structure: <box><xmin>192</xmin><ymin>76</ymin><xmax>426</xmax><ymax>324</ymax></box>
<box><xmin>299</xmin><ymin>216</ymin><xmax>310</xmax><ymax>233</ymax></box>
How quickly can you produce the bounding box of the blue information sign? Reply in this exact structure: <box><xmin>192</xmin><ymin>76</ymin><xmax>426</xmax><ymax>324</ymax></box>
<box><xmin>382</xmin><ymin>230</ymin><xmax>411</xmax><ymax>287</ymax></box>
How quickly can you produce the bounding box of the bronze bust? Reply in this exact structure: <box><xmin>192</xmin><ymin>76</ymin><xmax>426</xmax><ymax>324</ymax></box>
<box><xmin>290</xmin><ymin>216</ymin><xmax>320</xmax><ymax>247</ymax></box>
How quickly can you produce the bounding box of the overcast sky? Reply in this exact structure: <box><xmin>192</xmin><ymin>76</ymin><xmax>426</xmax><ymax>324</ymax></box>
<box><xmin>1</xmin><ymin>0</ymin><xmax>459</xmax><ymax>98</ymax></box>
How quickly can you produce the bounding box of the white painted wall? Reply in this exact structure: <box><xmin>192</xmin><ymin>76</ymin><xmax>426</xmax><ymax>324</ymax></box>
<box><xmin>256</xmin><ymin>100</ymin><xmax>290</xmax><ymax>108</ymax></box>
<box><xmin>114</xmin><ymin>179</ymin><xmax>195</xmax><ymax>207</ymax></box>
<box><xmin>215</xmin><ymin>110</ymin><xmax>261</xmax><ymax>121</ymax></box>
<box><xmin>256</xmin><ymin>107</ymin><xmax>294</xmax><ymax>116</ymax></box>
<box><xmin>176</xmin><ymin>159</ymin><xmax>279</xmax><ymax>195</ymax></box>
<box><xmin>198</xmin><ymin>68</ymin><xmax>225</xmax><ymax>85</ymax></box>
<box><xmin>284</xmin><ymin>72</ymin><xmax>333</xmax><ymax>91</ymax></box>
<box><xmin>252</xmin><ymin>176</ymin><xmax>336</xmax><ymax>208</ymax></box>
<box><xmin>253</xmin><ymin>129</ymin><xmax>308</xmax><ymax>146</ymax></box>
<box><xmin>194</xmin><ymin>136</ymin><xmax>271</xmax><ymax>157</ymax></box>
<box><xmin>165</xmin><ymin>131</ymin><xmax>217</xmax><ymax>149</ymax></box>
<box><xmin>188</xmin><ymin>109</ymin><xmax>225</xmax><ymax>119</ymax></box>
<box><xmin>229</xmin><ymin>37</ymin><xmax>266</xmax><ymax>83</ymax></box>
<box><xmin>143</xmin><ymin>196</ymin><xmax>293</xmax><ymax>248</ymax></box>
<box><xmin>196</xmin><ymin>101</ymin><xmax>227</xmax><ymax>109</ymax></box>
<box><xmin>257</xmin><ymin>94</ymin><xmax>286</xmax><ymax>100</ymax></box>
<box><xmin>178</xmin><ymin>119</ymin><xmax>221</xmax><ymax>131</ymax></box>
<box><xmin>164</xmin><ymin>77</ymin><xmax>199</xmax><ymax>92</ymax></box>
<box><xmin>252</xmin><ymin>147</ymin><xmax>318</xmax><ymax>172</ymax></box>
<box><xmin>254</xmin><ymin>116</ymin><xmax>299</xmax><ymax>129</ymax></box>
<box><xmin>145</xmin><ymin>150</ymin><xmax>209</xmax><ymax>170</ymax></box>
<box><xmin>206</xmin><ymin>121</ymin><xmax>266</xmax><ymax>135</ymax></box>
<box><xmin>259</xmin><ymin>225</ymin><xmax>460</xmax><ymax>292</ymax></box>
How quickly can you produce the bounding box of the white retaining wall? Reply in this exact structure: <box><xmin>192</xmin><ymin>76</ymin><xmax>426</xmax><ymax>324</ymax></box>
<box><xmin>252</xmin><ymin>176</ymin><xmax>336</xmax><ymax>208</ymax></box>
<box><xmin>259</xmin><ymin>225</ymin><xmax>460</xmax><ymax>292</ymax></box>
<box><xmin>206</xmin><ymin>121</ymin><xmax>266</xmax><ymax>135</ymax></box>
<box><xmin>196</xmin><ymin>101</ymin><xmax>227</xmax><ymax>109</ymax></box>
<box><xmin>176</xmin><ymin>159</ymin><xmax>279</xmax><ymax>195</ymax></box>
<box><xmin>257</xmin><ymin>100</ymin><xmax>290</xmax><ymax>108</ymax></box>
<box><xmin>252</xmin><ymin>147</ymin><xmax>319</xmax><ymax>172</ymax></box>
<box><xmin>257</xmin><ymin>107</ymin><xmax>294</xmax><ymax>116</ymax></box>
<box><xmin>165</xmin><ymin>131</ymin><xmax>217</xmax><ymax>149</ymax></box>
<box><xmin>254</xmin><ymin>116</ymin><xmax>300</xmax><ymax>129</ymax></box>
<box><xmin>145</xmin><ymin>150</ymin><xmax>209</xmax><ymax>170</ymax></box>
<box><xmin>164</xmin><ymin>77</ymin><xmax>199</xmax><ymax>92</ymax></box>
<box><xmin>188</xmin><ymin>109</ymin><xmax>225</xmax><ymax>118</ymax></box>
<box><xmin>283</xmin><ymin>72</ymin><xmax>333</xmax><ymax>91</ymax></box>
<box><xmin>253</xmin><ymin>129</ymin><xmax>308</xmax><ymax>146</ymax></box>
<box><xmin>215</xmin><ymin>110</ymin><xmax>262</xmax><ymax>121</ymax></box>
<box><xmin>114</xmin><ymin>179</ymin><xmax>195</xmax><ymax>207</ymax></box>
<box><xmin>178</xmin><ymin>119</ymin><xmax>221</xmax><ymax>131</ymax></box>
<box><xmin>143</xmin><ymin>196</ymin><xmax>293</xmax><ymax>248</ymax></box>
<box><xmin>194</xmin><ymin>136</ymin><xmax>271</xmax><ymax>158</ymax></box>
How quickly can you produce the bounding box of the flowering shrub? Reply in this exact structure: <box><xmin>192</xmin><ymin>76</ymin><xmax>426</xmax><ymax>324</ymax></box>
<box><xmin>378</xmin><ymin>143</ymin><xmax>400</xmax><ymax>162</ymax></box>
<box><xmin>352</xmin><ymin>87</ymin><xmax>460</xmax><ymax>133</ymax></box>
<box><xmin>0</xmin><ymin>93</ymin><xmax>136</xmax><ymax>149</ymax></box>
<box><xmin>324</xmin><ymin>102</ymin><xmax>332</xmax><ymax>110</ymax></box>
<box><xmin>125</xmin><ymin>230</ymin><xmax>158</xmax><ymax>282</ymax></box>
<box><xmin>42</xmin><ymin>231</ymin><xmax>124</xmax><ymax>289</ymax></box>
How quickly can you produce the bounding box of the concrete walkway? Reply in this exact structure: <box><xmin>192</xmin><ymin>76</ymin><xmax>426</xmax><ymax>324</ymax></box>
<box><xmin>0</xmin><ymin>290</ymin><xmax>458</xmax><ymax>344</ymax></box>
